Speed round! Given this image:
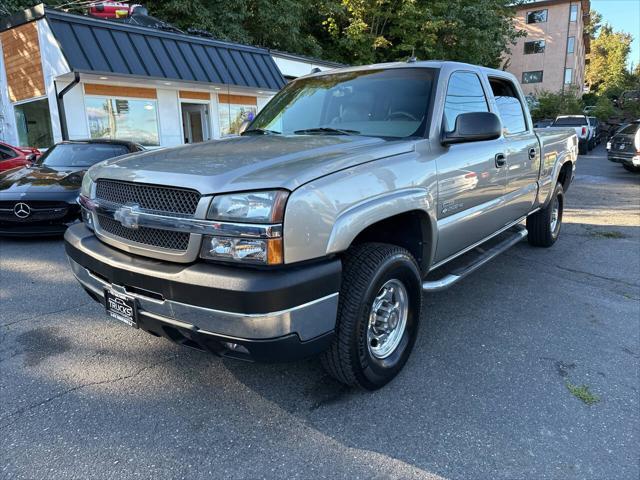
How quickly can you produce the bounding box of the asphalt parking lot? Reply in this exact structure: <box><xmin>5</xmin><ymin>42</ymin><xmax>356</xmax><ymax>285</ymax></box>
<box><xmin>1</xmin><ymin>146</ymin><xmax>638</xmax><ymax>480</ymax></box>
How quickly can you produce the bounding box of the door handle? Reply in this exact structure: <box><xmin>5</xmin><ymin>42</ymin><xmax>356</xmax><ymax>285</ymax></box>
<box><xmin>528</xmin><ymin>148</ymin><xmax>537</xmax><ymax>160</ymax></box>
<box><xmin>495</xmin><ymin>153</ymin><xmax>506</xmax><ymax>168</ymax></box>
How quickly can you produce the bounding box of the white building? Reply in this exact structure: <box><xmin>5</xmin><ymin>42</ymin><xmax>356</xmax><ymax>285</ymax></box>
<box><xmin>0</xmin><ymin>4</ymin><xmax>341</xmax><ymax>149</ymax></box>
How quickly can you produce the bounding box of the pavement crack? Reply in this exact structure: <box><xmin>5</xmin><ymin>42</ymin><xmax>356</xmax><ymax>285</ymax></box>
<box><xmin>0</xmin><ymin>302</ymin><xmax>93</xmax><ymax>329</ymax></box>
<box><xmin>0</xmin><ymin>355</ymin><xmax>178</xmax><ymax>430</ymax></box>
<box><xmin>553</xmin><ymin>264</ymin><xmax>639</xmax><ymax>289</ymax></box>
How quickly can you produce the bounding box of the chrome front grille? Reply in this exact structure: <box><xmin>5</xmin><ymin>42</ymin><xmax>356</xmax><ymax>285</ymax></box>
<box><xmin>96</xmin><ymin>179</ymin><xmax>200</xmax><ymax>216</ymax></box>
<box><xmin>97</xmin><ymin>214</ymin><xmax>191</xmax><ymax>251</ymax></box>
<box><xmin>94</xmin><ymin>180</ymin><xmax>202</xmax><ymax>255</ymax></box>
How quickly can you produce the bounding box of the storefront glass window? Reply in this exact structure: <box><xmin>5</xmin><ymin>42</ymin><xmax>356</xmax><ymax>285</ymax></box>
<box><xmin>218</xmin><ymin>95</ymin><xmax>257</xmax><ymax>136</ymax></box>
<box><xmin>85</xmin><ymin>97</ymin><xmax>159</xmax><ymax>146</ymax></box>
<box><xmin>14</xmin><ymin>98</ymin><xmax>54</xmax><ymax>148</ymax></box>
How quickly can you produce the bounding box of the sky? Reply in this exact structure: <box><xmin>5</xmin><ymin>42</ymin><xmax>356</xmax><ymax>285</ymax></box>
<box><xmin>591</xmin><ymin>0</ymin><xmax>640</xmax><ymax>69</ymax></box>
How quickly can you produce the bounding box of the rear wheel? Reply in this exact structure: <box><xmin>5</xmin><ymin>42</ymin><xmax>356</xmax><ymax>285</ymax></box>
<box><xmin>579</xmin><ymin>141</ymin><xmax>588</xmax><ymax>155</ymax></box>
<box><xmin>321</xmin><ymin>243</ymin><xmax>422</xmax><ymax>390</ymax></box>
<box><xmin>527</xmin><ymin>182</ymin><xmax>564</xmax><ymax>247</ymax></box>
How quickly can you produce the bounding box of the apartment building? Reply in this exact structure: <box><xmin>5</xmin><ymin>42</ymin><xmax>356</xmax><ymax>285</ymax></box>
<box><xmin>505</xmin><ymin>0</ymin><xmax>590</xmax><ymax>97</ymax></box>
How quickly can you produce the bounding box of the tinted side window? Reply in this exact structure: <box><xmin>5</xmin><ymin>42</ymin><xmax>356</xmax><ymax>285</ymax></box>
<box><xmin>0</xmin><ymin>145</ymin><xmax>17</xmax><ymax>160</ymax></box>
<box><xmin>489</xmin><ymin>79</ymin><xmax>527</xmax><ymax>135</ymax></box>
<box><xmin>444</xmin><ymin>72</ymin><xmax>489</xmax><ymax>132</ymax></box>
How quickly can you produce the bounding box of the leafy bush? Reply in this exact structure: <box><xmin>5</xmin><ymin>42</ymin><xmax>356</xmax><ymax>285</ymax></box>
<box><xmin>530</xmin><ymin>89</ymin><xmax>583</xmax><ymax>121</ymax></box>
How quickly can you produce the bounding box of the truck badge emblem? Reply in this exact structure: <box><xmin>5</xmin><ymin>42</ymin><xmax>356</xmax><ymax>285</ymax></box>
<box><xmin>114</xmin><ymin>204</ymin><xmax>141</xmax><ymax>229</ymax></box>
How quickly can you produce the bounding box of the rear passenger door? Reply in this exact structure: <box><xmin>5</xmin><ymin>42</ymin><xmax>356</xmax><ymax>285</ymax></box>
<box><xmin>434</xmin><ymin>71</ymin><xmax>509</xmax><ymax>263</ymax></box>
<box><xmin>488</xmin><ymin>77</ymin><xmax>539</xmax><ymax>221</ymax></box>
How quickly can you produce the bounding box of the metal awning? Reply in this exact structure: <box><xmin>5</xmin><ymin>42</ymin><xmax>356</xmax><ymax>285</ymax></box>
<box><xmin>44</xmin><ymin>8</ymin><xmax>286</xmax><ymax>91</ymax></box>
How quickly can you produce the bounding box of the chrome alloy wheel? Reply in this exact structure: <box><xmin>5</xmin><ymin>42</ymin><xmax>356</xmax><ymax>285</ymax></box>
<box><xmin>367</xmin><ymin>279</ymin><xmax>409</xmax><ymax>359</ymax></box>
<box><xmin>550</xmin><ymin>196</ymin><xmax>560</xmax><ymax>233</ymax></box>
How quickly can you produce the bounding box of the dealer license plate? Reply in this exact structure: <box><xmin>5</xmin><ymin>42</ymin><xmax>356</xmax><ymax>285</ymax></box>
<box><xmin>104</xmin><ymin>289</ymin><xmax>138</xmax><ymax>327</ymax></box>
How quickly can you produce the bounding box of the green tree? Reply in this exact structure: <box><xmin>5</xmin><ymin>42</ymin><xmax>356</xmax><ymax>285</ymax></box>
<box><xmin>586</xmin><ymin>24</ymin><xmax>633</xmax><ymax>95</ymax></box>
<box><xmin>2</xmin><ymin>0</ymin><xmax>525</xmax><ymax>67</ymax></box>
<box><xmin>321</xmin><ymin>0</ymin><xmax>525</xmax><ymax>66</ymax></box>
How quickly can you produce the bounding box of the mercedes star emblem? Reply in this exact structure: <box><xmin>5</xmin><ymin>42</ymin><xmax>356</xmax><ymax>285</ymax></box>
<box><xmin>13</xmin><ymin>202</ymin><xmax>31</xmax><ymax>219</ymax></box>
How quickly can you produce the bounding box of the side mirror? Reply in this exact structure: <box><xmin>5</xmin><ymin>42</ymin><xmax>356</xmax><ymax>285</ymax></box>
<box><xmin>442</xmin><ymin>112</ymin><xmax>502</xmax><ymax>146</ymax></box>
<box><xmin>238</xmin><ymin>120</ymin><xmax>251</xmax><ymax>134</ymax></box>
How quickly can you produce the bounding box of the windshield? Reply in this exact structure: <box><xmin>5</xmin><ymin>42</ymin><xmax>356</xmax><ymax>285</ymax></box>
<box><xmin>39</xmin><ymin>143</ymin><xmax>129</xmax><ymax>168</ymax></box>
<box><xmin>553</xmin><ymin>117</ymin><xmax>587</xmax><ymax>126</ymax></box>
<box><xmin>249</xmin><ymin>68</ymin><xmax>435</xmax><ymax>138</ymax></box>
<box><xmin>617</xmin><ymin>123</ymin><xmax>639</xmax><ymax>136</ymax></box>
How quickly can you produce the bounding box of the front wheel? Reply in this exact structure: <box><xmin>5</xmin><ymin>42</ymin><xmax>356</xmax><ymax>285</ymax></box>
<box><xmin>527</xmin><ymin>182</ymin><xmax>564</xmax><ymax>247</ymax></box>
<box><xmin>321</xmin><ymin>243</ymin><xmax>422</xmax><ymax>390</ymax></box>
<box><xmin>623</xmin><ymin>163</ymin><xmax>640</xmax><ymax>173</ymax></box>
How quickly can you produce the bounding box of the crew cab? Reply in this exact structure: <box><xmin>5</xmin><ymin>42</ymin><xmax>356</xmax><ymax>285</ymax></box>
<box><xmin>552</xmin><ymin>114</ymin><xmax>591</xmax><ymax>154</ymax></box>
<box><xmin>65</xmin><ymin>61</ymin><xmax>578</xmax><ymax>390</ymax></box>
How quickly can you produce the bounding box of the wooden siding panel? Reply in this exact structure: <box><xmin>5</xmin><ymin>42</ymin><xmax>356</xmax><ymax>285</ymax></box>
<box><xmin>179</xmin><ymin>90</ymin><xmax>211</xmax><ymax>100</ymax></box>
<box><xmin>218</xmin><ymin>93</ymin><xmax>257</xmax><ymax>105</ymax></box>
<box><xmin>84</xmin><ymin>83</ymin><xmax>157</xmax><ymax>99</ymax></box>
<box><xmin>1</xmin><ymin>22</ymin><xmax>45</xmax><ymax>102</ymax></box>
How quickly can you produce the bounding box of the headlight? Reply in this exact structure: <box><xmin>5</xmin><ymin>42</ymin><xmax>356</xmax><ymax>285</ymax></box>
<box><xmin>606</xmin><ymin>141</ymin><xmax>611</xmax><ymax>151</ymax></box>
<box><xmin>80</xmin><ymin>173</ymin><xmax>94</xmax><ymax>198</ymax></box>
<box><xmin>207</xmin><ymin>190</ymin><xmax>288</xmax><ymax>224</ymax></box>
<box><xmin>202</xmin><ymin>190</ymin><xmax>288</xmax><ymax>264</ymax></box>
<box><xmin>200</xmin><ymin>236</ymin><xmax>283</xmax><ymax>265</ymax></box>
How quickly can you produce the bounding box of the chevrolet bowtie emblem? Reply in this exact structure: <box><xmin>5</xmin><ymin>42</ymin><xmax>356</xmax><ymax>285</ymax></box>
<box><xmin>113</xmin><ymin>204</ymin><xmax>141</xmax><ymax>229</ymax></box>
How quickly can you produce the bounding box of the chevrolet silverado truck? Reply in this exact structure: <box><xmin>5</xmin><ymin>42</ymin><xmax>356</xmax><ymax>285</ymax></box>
<box><xmin>65</xmin><ymin>61</ymin><xmax>578</xmax><ymax>390</ymax></box>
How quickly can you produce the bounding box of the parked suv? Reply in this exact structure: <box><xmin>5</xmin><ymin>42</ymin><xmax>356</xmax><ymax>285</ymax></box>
<box><xmin>607</xmin><ymin>121</ymin><xmax>640</xmax><ymax>172</ymax></box>
<box><xmin>65</xmin><ymin>61</ymin><xmax>577</xmax><ymax>389</ymax></box>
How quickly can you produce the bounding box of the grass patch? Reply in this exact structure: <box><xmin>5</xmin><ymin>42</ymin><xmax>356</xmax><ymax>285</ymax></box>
<box><xmin>566</xmin><ymin>382</ymin><xmax>600</xmax><ymax>405</ymax></box>
<box><xmin>589</xmin><ymin>230</ymin><xmax>627</xmax><ymax>239</ymax></box>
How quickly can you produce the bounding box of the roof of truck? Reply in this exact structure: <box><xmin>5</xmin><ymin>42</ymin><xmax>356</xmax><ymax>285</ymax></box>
<box><xmin>298</xmin><ymin>60</ymin><xmax>516</xmax><ymax>80</ymax></box>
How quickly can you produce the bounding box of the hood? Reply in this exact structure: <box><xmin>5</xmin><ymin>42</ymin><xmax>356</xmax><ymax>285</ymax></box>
<box><xmin>88</xmin><ymin>135</ymin><xmax>416</xmax><ymax>194</ymax></box>
<box><xmin>0</xmin><ymin>164</ymin><xmax>86</xmax><ymax>195</ymax></box>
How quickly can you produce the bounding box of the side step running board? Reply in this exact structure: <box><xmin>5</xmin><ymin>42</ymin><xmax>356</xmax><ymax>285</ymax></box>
<box><xmin>422</xmin><ymin>225</ymin><xmax>528</xmax><ymax>292</ymax></box>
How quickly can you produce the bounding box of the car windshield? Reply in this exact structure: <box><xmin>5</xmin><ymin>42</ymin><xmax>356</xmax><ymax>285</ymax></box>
<box><xmin>39</xmin><ymin>143</ymin><xmax>129</xmax><ymax>168</ymax></box>
<box><xmin>553</xmin><ymin>117</ymin><xmax>587</xmax><ymax>126</ymax></box>
<box><xmin>248</xmin><ymin>68</ymin><xmax>435</xmax><ymax>138</ymax></box>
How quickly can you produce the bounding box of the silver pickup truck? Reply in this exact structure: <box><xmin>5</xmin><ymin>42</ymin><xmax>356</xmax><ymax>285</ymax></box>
<box><xmin>65</xmin><ymin>61</ymin><xmax>577</xmax><ymax>389</ymax></box>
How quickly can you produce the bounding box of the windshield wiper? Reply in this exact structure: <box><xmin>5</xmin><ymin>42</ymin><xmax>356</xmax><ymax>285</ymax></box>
<box><xmin>294</xmin><ymin>127</ymin><xmax>360</xmax><ymax>136</ymax></box>
<box><xmin>241</xmin><ymin>128</ymin><xmax>281</xmax><ymax>135</ymax></box>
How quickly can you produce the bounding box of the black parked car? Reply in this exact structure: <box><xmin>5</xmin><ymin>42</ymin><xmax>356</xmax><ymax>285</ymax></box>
<box><xmin>0</xmin><ymin>139</ymin><xmax>143</xmax><ymax>235</ymax></box>
<box><xmin>607</xmin><ymin>121</ymin><xmax>640</xmax><ymax>173</ymax></box>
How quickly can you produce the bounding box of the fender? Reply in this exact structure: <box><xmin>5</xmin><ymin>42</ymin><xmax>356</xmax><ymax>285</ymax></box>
<box><xmin>537</xmin><ymin>149</ymin><xmax>576</xmax><ymax>209</ymax></box>
<box><xmin>325</xmin><ymin>187</ymin><xmax>437</xmax><ymax>266</ymax></box>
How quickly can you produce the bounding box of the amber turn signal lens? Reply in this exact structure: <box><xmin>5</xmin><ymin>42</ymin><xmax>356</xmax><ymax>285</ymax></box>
<box><xmin>267</xmin><ymin>238</ymin><xmax>283</xmax><ymax>265</ymax></box>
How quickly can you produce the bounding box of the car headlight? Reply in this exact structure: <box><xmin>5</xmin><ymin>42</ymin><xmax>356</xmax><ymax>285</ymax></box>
<box><xmin>207</xmin><ymin>190</ymin><xmax>288</xmax><ymax>224</ymax></box>
<box><xmin>202</xmin><ymin>190</ymin><xmax>288</xmax><ymax>265</ymax></box>
<box><xmin>80</xmin><ymin>173</ymin><xmax>94</xmax><ymax>198</ymax></box>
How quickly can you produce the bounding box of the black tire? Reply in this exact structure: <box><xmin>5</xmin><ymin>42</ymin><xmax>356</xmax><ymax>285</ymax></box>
<box><xmin>623</xmin><ymin>163</ymin><xmax>640</xmax><ymax>173</ymax></box>
<box><xmin>587</xmin><ymin>140</ymin><xmax>593</xmax><ymax>151</ymax></box>
<box><xmin>527</xmin><ymin>182</ymin><xmax>564</xmax><ymax>247</ymax></box>
<box><xmin>578</xmin><ymin>142</ymin><xmax>588</xmax><ymax>155</ymax></box>
<box><xmin>321</xmin><ymin>243</ymin><xmax>422</xmax><ymax>390</ymax></box>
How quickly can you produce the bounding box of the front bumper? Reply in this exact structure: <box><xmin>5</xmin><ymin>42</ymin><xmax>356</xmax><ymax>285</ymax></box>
<box><xmin>64</xmin><ymin>223</ymin><xmax>341</xmax><ymax>362</ymax></box>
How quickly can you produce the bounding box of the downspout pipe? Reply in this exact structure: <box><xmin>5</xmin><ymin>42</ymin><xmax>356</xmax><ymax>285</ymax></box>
<box><xmin>55</xmin><ymin>71</ymin><xmax>80</xmax><ymax>141</ymax></box>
